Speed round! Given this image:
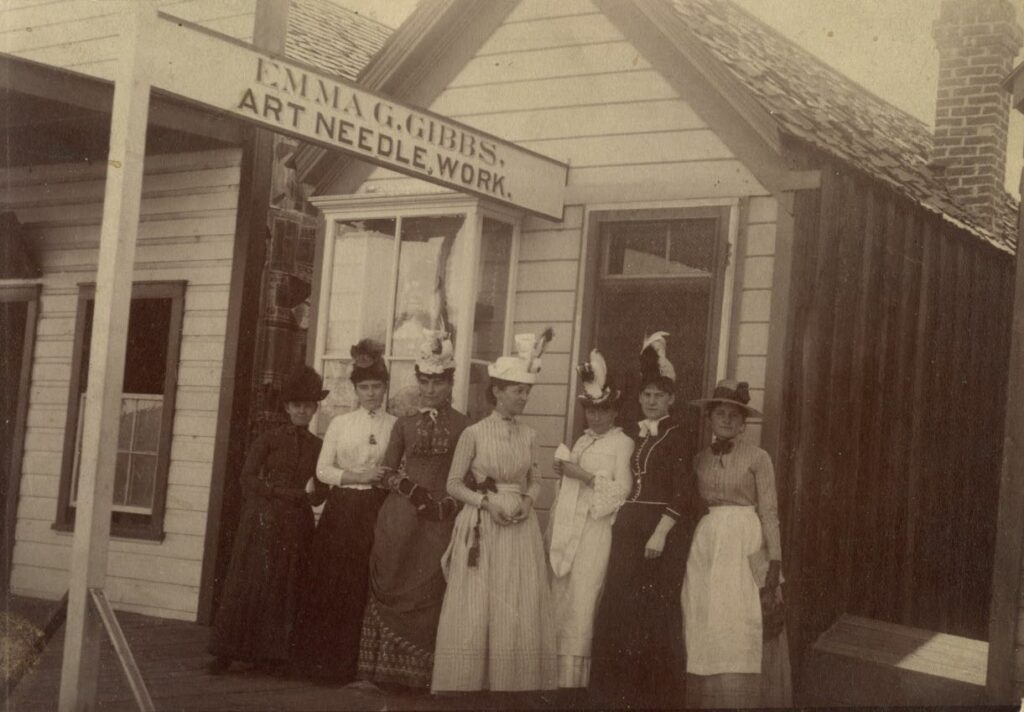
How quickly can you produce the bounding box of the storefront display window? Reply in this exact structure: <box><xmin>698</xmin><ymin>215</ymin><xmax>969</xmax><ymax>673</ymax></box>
<box><xmin>312</xmin><ymin>196</ymin><xmax>519</xmax><ymax>432</ymax></box>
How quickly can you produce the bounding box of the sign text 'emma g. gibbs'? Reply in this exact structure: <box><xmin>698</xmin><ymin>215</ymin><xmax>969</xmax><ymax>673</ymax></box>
<box><xmin>147</xmin><ymin>14</ymin><xmax>567</xmax><ymax>219</ymax></box>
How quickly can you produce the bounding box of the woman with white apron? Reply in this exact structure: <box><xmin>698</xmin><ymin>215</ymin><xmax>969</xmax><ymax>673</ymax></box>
<box><xmin>682</xmin><ymin>379</ymin><xmax>792</xmax><ymax>708</ymax></box>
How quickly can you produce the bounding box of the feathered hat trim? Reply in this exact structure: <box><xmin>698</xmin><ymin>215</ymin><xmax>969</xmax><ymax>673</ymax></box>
<box><xmin>577</xmin><ymin>349</ymin><xmax>620</xmax><ymax>406</ymax></box>
<box><xmin>488</xmin><ymin>328</ymin><xmax>555</xmax><ymax>384</ymax></box>
<box><xmin>639</xmin><ymin>331</ymin><xmax>676</xmax><ymax>384</ymax></box>
<box><xmin>416</xmin><ymin>329</ymin><xmax>455</xmax><ymax>375</ymax></box>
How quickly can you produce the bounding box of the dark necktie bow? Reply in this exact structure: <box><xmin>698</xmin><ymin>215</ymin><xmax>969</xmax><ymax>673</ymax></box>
<box><xmin>711</xmin><ymin>439</ymin><xmax>734</xmax><ymax>456</ymax></box>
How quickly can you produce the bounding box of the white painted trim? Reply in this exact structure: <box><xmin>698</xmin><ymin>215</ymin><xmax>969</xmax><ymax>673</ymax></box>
<box><xmin>0</xmin><ymin>278</ymin><xmax>43</xmax><ymax>287</ymax></box>
<box><xmin>453</xmin><ymin>208</ymin><xmax>483</xmax><ymax>411</ymax></box>
<box><xmin>583</xmin><ymin>197</ymin><xmax>740</xmax><ymax>212</ymax></box>
<box><xmin>312</xmin><ymin>218</ymin><xmax>338</xmax><ymax>377</ymax></box>
<box><xmin>716</xmin><ymin>203</ymin><xmax>740</xmax><ymax>382</ymax></box>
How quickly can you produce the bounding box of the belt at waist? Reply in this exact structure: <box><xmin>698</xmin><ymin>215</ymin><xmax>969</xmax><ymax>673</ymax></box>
<box><xmin>624</xmin><ymin>499</ymin><xmax>668</xmax><ymax>507</ymax></box>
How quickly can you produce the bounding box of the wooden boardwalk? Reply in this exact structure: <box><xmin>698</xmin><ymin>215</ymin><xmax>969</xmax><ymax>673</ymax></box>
<box><xmin>7</xmin><ymin>608</ymin><xmax>573</xmax><ymax>711</ymax></box>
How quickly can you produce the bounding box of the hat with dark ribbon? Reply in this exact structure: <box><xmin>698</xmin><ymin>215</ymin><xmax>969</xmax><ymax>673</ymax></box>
<box><xmin>690</xmin><ymin>378</ymin><xmax>762</xmax><ymax>418</ymax></box>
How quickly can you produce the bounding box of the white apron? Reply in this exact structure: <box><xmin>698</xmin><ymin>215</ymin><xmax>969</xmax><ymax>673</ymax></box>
<box><xmin>682</xmin><ymin>505</ymin><xmax>764</xmax><ymax>675</ymax></box>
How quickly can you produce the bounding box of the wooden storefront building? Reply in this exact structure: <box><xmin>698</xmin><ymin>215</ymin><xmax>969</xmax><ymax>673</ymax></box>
<box><xmin>4</xmin><ymin>0</ymin><xmax>1024</xmax><ymax>705</ymax></box>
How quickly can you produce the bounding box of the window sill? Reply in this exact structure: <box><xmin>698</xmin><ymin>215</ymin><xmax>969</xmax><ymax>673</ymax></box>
<box><xmin>51</xmin><ymin>520</ymin><xmax>166</xmax><ymax>543</ymax></box>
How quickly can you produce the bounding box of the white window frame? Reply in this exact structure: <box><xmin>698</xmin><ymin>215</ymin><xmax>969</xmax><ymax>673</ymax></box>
<box><xmin>309</xmin><ymin>193</ymin><xmax>522</xmax><ymax>416</ymax></box>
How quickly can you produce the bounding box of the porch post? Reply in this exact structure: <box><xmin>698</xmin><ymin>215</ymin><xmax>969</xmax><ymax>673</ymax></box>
<box><xmin>58</xmin><ymin>2</ymin><xmax>155</xmax><ymax>709</ymax></box>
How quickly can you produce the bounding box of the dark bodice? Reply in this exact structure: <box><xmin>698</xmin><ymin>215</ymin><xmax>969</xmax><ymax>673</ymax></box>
<box><xmin>240</xmin><ymin>424</ymin><xmax>323</xmax><ymax>504</ymax></box>
<box><xmin>382</xmin><ymin>405</ymin><xmax>470</xmax><ymax>493</ymax></box>
<box><xmin>626</xmin><ymin>417</ymin><xmax>704</xmax><ymax>525</ymax></box>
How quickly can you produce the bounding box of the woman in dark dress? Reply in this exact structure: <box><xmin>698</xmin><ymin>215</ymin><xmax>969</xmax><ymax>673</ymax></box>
<box><xmin>207</xmin><ymin>366</ymin><xmax>327</xmax><ymax>675</ymax></box>
<box><xmin>357</xmin><ymin>332</ymin><xmax>470</xmax><ymax>690</ymax></box>
<box><xmin>589</xmin><ymin>333</ymin><xmax>705</xmax><ymax>709</ymax></box>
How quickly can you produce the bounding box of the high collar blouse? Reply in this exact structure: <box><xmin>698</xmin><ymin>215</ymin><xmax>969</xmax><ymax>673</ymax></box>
<box><xmin>571</xmin><ymin>427</ymin><xmax>634</xmax><ymax>520</ymax></box>
<box><xmin>693</xmin><ymin>437</ymin><xmax>782</xmax><ymax>561</ymax></box>
<box><xmin>316</xmin><ymin>406</ymin><xmax>397</xmax><ymax>489</ymax></box>
<box><xmin>445</xmin><ymin>411</ymin><xmax>542</xmax><ymax>508</ymax></box>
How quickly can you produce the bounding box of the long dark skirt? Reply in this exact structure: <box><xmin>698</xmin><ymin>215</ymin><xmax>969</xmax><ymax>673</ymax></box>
<box><xmin>294</xmin><ymin>487</ymin><xmax>386</xmax><ymax>682</ymax></box>
<box><xmin>589</xmin><ymin>502</ymin><xmax>691</xmax><ymax>709</ymax></box>
<box><xmin>208</xmin><ymin>495</ymin><xmax>314</xmax><ymax>663</ymax></box>
<box><xmin>357</xmin><ymin>492</ymin><xmax>454</xmax><ymax>688</ymax></box>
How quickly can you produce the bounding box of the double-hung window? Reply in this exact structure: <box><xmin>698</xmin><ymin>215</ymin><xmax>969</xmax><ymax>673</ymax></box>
<box><xmin>55</xmin><ymin>281</ymin><xmax>185</xmax><ymax>540</ymax></box>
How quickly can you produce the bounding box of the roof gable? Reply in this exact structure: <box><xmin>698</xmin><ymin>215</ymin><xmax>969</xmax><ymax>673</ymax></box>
<box><xmin>285</xmin><ymin>0</ymin><xmax>392</xmax><ymax>79</ymax></box>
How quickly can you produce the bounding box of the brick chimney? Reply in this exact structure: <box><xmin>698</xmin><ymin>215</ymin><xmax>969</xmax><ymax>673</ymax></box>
<box><xmin>932</xmin><ymin>0</ymin><xmax>1022</xmax><ymax>229</ymax></box>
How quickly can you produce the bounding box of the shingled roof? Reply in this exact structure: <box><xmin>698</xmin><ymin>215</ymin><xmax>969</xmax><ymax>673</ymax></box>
<box><xmin>671</xmin><ymin>0</ymin><xmax>1018</xmax><ymax>252</ymax></box>
<box><xmin>285</xmin><ymin>0</ymin><xmax>392</xmax><ymax>80</ymax></box>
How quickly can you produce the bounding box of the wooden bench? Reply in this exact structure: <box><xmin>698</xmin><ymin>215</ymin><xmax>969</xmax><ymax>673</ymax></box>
<box><xmin>802</xmin><ymin>614</ymin><xmax>989</xmax><ymax>707</ymax></box>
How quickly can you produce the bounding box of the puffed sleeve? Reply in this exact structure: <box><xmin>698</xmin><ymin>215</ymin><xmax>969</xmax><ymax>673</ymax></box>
<box><xmin>446</xmin><ymin>427</ymin><xmax>482</xmax><ymax>506</ymax></box>
<box><xmin>590</xmin><ymin>433</ymin><xmax>633</xmax><ymax>519</ymax></box>
<box><xmin>240</xmin><ymin>433</ymin><xmax>274</xmax><ymax>498</ymax></box>
<box><xmin>524</xmin><ymin>429</ymin><xmax>542</xmax><ymax>503</ymax></box>
<box><xmin>753</xmin><ymin>449</ymin><xmax>782</xmax><ymax>561</ymax></box>
<box><xmin>664</xmin><ymin>429</ymin><xmax>702</xmax><ymax>524</ymax></box>
<box><xmin>316</xmin><ymin>416</ymin><xmax>346</xmax><ymax>487</ymax></box>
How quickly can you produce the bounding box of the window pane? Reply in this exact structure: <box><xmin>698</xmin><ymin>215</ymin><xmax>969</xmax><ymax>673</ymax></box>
<box><xmin>127</xmin><ymin>454</ymin><xmax>157</xmax><ymax>510</ymax></box>
<box><xmin>467</xmin><ymin>362</ymin><xmax>492</xmax><ymax>423</ymax></box>
<box><xmin>472</xmin><ymin>219</ymin><xmax>512</xmax><ymax>362</ymax></box>
<box><xmin>114</xmin><ymin>452</ymin><xmax>130</xmax><ymax>507</ymax></box>
<box><xmin>391</xmin><ymin>215</ymin><xmax>466</xmax><ymax>359</ymax></box>
<box><xmin>80</xmin><ymin>298</ymin><xmax>172</xmax><ymax>395</ymax></box>
<box><xmin>386</xmin><ymin>360</ymin><xmax>419</xmax><ymax>417</ymax></box>
<box><xmin>132</xmin><ymin>398</ymin><xmax>162</xmax><ymax>453</ymax></box>
<box><xmin>118</xmin><ymin>399</ymin><xmax>134</xmax><ymax>450</ymax></box>
<box><xmin>604</xmin><ymin>219</ymin><xmax>719</xmax><ymax>277</ymax></box>
<box><xmin>316</xmin><ymin>358</ymin><xmax>355</xmax><ymax>436</ymax></box>
<box><xmin>605</xmin><ymin>222</ymin><xmax>665</xmax><ymax>276</ymax></box>
<box><xmin>667</xmin><ymin>219</ymin><xmax>717</xmax><ymax>276</ymax></box>
<box><xmin>124</xmin><ymin>298</ymin><xmax>171</xmax><ymax>393</ymax></box>
<box><xmin>325</xmin><ymin>219</ymin><xmax>396</xmax><ymax>355</ymax></box>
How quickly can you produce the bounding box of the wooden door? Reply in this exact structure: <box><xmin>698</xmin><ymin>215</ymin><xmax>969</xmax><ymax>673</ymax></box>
<box><xmin>0</xmin><ymin>286</ymin><xmax>39</xmax><ymax>592</ymax></box>
<box><xmin>581</xmin><ymin>208</ymin><xmax>730</xmax><ymax>440</ymax></box>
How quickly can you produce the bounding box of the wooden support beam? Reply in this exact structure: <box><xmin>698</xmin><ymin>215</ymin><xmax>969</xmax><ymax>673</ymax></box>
<box><xmin>58</xmin><ymin>3</ymin><xmax>155</xmax><ymax>710</ymax></box>
<box><xmin>197</xmin><ymin>0</ymin><xmax>289</xmax><ymax>625</ymax></box>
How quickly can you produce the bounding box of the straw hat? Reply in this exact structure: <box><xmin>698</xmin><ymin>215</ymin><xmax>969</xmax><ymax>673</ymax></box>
<box><xmin>690</xmin><ymin>378</ymin><xmax>762</xmax><ymax>418</ymax></box>
<box><xmin>487</xmin><ymin>328</ymin><xmax>554</xmax><ymax>385</ymax></box>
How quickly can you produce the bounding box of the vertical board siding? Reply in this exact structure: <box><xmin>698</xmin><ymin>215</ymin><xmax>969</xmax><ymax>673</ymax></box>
<box><xmin>0</xmin><ymin>0</ymin><xmax>256</xmax><ymax>78</ymax></box>
<box><xmin>4</xmin><ymin>148</ymin><xmax>242</xmax><ymax>620</ymax></box>
<box><xmin>781</xmin><ymin>163</ymin><xmax>1012</xmax><ymax>655</ymax></box>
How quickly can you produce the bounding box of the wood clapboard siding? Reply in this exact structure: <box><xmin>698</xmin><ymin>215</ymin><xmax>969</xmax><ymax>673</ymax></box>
<box><xmin>0</xmin><ymin>0</ymin><xmax>255</xmax><ymax>79</ymax></box>
<box><xmin>336</xmin><ymin>0</ymin><xmax>779</xmax><ymax>511</ymax></box>
<box><xmin>779</xmin><ymin>164</ymin><xmax>1012</xmax><ymax>662</ymax></box>
<box><xmin>4</xmin><ymin>148</ymin><xmax>242</xmax><ymax>620</ymax></box>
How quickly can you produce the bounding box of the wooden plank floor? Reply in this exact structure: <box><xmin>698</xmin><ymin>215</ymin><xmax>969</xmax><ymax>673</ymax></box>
<box><xmin>7</xmin><ymin>608</ymin><xmax>577</xmax><ymax>711</ymax></box>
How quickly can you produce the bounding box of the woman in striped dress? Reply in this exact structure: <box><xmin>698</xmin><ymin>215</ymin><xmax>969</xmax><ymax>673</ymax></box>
<box><xmin>430</xmin><ymin>331</ymin><xmax>558</xmax><ymax>693</ymax></box>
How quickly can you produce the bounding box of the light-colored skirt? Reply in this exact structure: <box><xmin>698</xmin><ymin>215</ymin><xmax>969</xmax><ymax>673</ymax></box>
<box><xmin>431</xmin><ymin>485</ymin><xmax>558</xmax><ymax>692</ymax></box>
<box><xmin>550</xmin><ymin>511</ymin><xmax>613</xmax><ymax>688</ymax></box>
<box><xmin>681</xmin><ymin>505</ymin><xmax>792</xmax><ymax>708</ymax></box>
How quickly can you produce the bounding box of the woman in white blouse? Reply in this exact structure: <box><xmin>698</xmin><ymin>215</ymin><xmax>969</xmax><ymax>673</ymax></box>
<box><xmin>294</xmin><ymin>339</ymin><xmax>396</xmax><ymax>683</ymax></box>
<box><xmin>548</xmin><ymin>350</ymin><xmax>633</xmax><ymax>697</ymax></box>
<box><xmin>681</xmin><ymin>379</ymin><xmax>790</xmax><ymax>708</ymax></box>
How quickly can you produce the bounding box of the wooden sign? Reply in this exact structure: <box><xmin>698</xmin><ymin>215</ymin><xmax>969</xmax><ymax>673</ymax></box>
<box><xmin>147</xmin><ymin>13</ymin><xmax>568</xmax><ymax>220</ymax></box>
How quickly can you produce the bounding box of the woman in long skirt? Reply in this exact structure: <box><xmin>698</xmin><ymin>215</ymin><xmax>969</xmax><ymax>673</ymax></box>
<box><xmin>431</xmin><ymin>331</ymin><xmax>558</xmax><ymax>692</ymax></box>
<box><xmin>294</xmin><ymin>339</ymin><xmax>396</xmax><ymax>683</ymax></box>
<box><xmin>682</xmin><ymin>379</ymin><xmax>792</xmax><ymax>708</ymax></box>
<box><xmin>207</xmin><ymin>366</ymin><xmax>327</xmax><ymax>675</ymax></box>
<box><xmin>357</xmin><ymin>332</ymin><xmax>470</xmax><ymax>690</ymax></box>
<box><xmin>589</xmin><ymin>333</ymin><xmax>704</xmax><ymax>709</ymax></box>
<box><xmin>548</xmin><ymin>350</ymin><xmax>633</xmax><ymax>691</ymax></box>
